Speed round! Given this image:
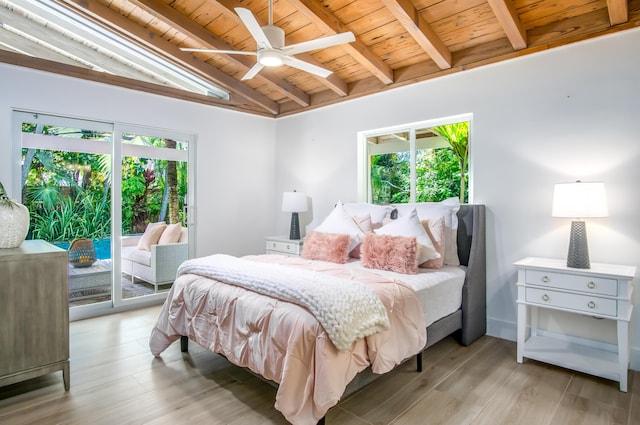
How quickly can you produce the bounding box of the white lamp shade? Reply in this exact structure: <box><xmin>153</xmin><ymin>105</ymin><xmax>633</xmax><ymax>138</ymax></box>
<box><xmin>552</xmin><ymin>181</ymin><xmax>609</xmax><ymax>218</ymax></box>
<box><xmin>282</xmin><ymin>191</ymin><xmax>307</xmax><ymax>213</ymax></box>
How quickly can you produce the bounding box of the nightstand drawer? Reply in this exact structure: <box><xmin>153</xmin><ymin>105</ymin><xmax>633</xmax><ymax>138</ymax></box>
<box><xmin>525</xmin><ymin>287</ymin><xmax>617</xmax><ymax>316</ymax></box>
<box><xmin>265</xmin><ymin>240</ymin><xmax>302</xmax><ymax>255</ymax></box>
<box><xmin>525</xmin><ymin>270</ymin><xmax>617</xmax><ymax>296</ymax></box>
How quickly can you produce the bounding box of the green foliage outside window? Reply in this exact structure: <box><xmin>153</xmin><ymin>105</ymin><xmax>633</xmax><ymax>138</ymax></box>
<box><xmin>370</xmin><ymin>121</ymin><xmax>469</xmax><ymax>204</ymax></box>
<box><xmin>21</xmin><ymin>124</ymin><xmax>188</xmax><ymax>242</ymax></box>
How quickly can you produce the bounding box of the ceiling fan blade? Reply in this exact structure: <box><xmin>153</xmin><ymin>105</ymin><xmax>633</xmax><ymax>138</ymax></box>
<box><xmin>281</xmin><ymin>56</ymin><xmax>333</xmax><ymax>78</ymax></box>
<box><xmin>241</xmin><ymin>62</ymin><xmax>265</xmax><ymax>80</ymax></box>
<box><xmin>235</xmin><ymin>7</ymin><xmax>272</xmax><ymax>50</ymax></box>
<box><xmin>283</xmin><ymin>32</ymin><xmax>355</xmax><ymax>56</ymax></box>
<box><xmin>180</xmin><ymin>48</ymin><xmax>257</xmax><ymax>56</ymax></box>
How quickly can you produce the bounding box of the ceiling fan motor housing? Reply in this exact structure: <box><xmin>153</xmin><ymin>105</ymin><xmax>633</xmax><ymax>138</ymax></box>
<box><xmin>261</xmin><ymin>25</ymin><xmax>285</xmax><ymax>49</ymax></box>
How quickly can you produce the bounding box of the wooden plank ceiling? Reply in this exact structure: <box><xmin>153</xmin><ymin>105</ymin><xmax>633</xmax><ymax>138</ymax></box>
<box><xmin>2</xmin><ymin>0</ymin><xmax>639</xmax><ymax>117</ymax></box>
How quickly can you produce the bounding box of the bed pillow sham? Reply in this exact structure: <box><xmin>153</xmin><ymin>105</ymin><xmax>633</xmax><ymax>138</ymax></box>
<box><xmin>373</xmin><ymin>208</ymin><xmax>439</xmax><ymax>264</ymax></box>
<box><xmin>349</xmin><ymin>214</ymin><xmax>373</xmax><ymax>259</ymax></box>
<box><xmin>314</xmin><ymin>202</ymin><xmax>365</xmax><ymax>252</ymax></box>
<box><xmin>420</xmin><ymin>216</ymin><xmax>445</xmax><ymax>269</ymax></box>
<box><xmin>342</xmin><ymin>202</ymin><xmax>394</xmax><ymax>226</ymax></box>
<box><xmin>301</xmin><ymin>231</ymin><xmax>351</xmax><ymax>263</ymax></box>
<box><xmin>360</xmin><ymin>233</ymin><xmax>418</xmax><ymax>274</ymax></box>
<box><xmin>392</xmin><ymin>197</ymin><xmax>460</xmax><ymax>265</ymax></box>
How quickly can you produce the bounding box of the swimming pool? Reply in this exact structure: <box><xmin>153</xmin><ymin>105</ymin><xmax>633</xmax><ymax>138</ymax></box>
<box><xmin>53</xmin><ymin>238</ymin><xmax>112</xmax><ymax>260</ymax></box>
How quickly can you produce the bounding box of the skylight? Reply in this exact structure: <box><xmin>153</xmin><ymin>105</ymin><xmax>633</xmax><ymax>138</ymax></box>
<box><xmin>0</xmin><ymin>0</ymin><xmax>229</xmax><ymax>100</ymax></box>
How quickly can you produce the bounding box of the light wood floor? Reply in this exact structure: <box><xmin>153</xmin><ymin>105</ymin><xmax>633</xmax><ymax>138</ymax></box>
<box><xmin>1</xmin><ymin>305</ymin><xmax>638</xmax><ymax>425</ymax></box>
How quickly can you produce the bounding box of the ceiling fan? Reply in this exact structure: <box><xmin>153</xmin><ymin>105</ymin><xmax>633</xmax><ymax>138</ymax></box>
<box><xmin>180</xmin><ymin>0</ymin><xmax>355</xmax><ymax>80</ymax></box>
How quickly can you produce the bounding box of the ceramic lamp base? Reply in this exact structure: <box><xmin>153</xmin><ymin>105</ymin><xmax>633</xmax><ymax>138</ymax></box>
<box><xmin>289</xmin><ymin>212</ymin><xmax>301</xmax><ymax>240</ymax></box>
<box><xmin>566</xmin><ymin>220</ymin><xmax>590</xmax><ymax>269</ymax></box>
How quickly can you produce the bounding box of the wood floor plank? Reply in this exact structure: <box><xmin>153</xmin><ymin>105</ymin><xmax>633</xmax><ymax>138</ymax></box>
<box><xmin>0</xmin><ymin>305</ymin><xmax>637</xmax><ymax>425</ymax></box>
<box><xmin>339</xmin><ymin>335</ymin><xmax>493</xmax><ymax>422</ymax></box>
<box><xmin>472</xmin><ymin>361</ymin><xmax>572</xmax><ymax>425</ymax></box>
<box><xmin>390</xmin><ymin>338</ymin><xmax>519</xmax><ymax>425</ymax></box>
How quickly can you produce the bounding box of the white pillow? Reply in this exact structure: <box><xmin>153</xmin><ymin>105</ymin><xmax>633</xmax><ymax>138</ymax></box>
<box><xmin>314</xmin><ymin>203</ymin><xmax>365</xmax><ymax>253</ymax></box>
<box><xmin>342</xmin><ymin>202</ymin><xmax>393</xmax><ymax>225</ymax></box>
<box><xmin>374</xmin><ymin>209</ymin><xmax>440</xmax><ymax>264</ymax></box>
<box><xmin>393</xmin><ymin>197</ymin><xmax>460</xmax><ymax>265</ymax></box>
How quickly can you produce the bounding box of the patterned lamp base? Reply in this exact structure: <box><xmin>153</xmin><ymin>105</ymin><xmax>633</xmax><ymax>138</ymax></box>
<box><xmin>567</xmin><ymin>220</ymin><xmax>590</xmax><ymax>269</ymax></box>
<box><xmin>289</xmin><ymin>212</ymin><xmax>301</xmax><ymax>240</ymax></box>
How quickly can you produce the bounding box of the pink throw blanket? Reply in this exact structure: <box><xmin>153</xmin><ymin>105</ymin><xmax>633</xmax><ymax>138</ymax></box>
<box><xmin>150</xmin><ymin>255</ymin><xmax>426</xmax><ymax>425</ymax></box>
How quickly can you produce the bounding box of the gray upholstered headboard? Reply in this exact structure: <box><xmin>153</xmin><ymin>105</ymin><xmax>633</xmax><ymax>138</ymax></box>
<box><xmin>423</xmin><ymin>204</ymin><xmax>486</xmax><ymax>348</ymax></box>
<box><xmin>457</xmin><ymin>204</ymin><xmax>486</xmax><ymax>345</ymax></box>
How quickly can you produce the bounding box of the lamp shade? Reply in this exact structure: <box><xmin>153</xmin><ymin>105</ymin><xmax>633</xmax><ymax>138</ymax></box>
<box><xmin>282</xmin><ymin>191</ymin><xmax>307</xmax><ymax>213</ymax></box>
<box><xmin>552</xmin><ymin>181</ymin><xmax>609</xmax><ymax>218</ymax></box>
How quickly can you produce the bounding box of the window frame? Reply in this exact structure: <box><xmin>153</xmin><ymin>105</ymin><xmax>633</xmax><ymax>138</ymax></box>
<box><xmin>357</xmin><ymin>113</ymin><xmax>473</xmax><ymax>204</ymax></box>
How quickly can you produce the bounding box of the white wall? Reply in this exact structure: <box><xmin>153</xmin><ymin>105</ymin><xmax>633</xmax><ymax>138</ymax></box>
<box><xmin>0</xmin><ymin>63</ymin><xmax>276</xmax><ymax>257</ymax></box>
<box><xmin>275</xmin><ymin>28</ymin><xmax>640</xmax><ymax>369</ymax></box>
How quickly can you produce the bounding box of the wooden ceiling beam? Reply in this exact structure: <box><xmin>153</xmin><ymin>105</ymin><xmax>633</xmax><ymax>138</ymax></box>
<box><xmin>293</xmin><ymin>53</ymin><xmax>349</xmax><ymax>96</ymax></box>
<box><xmin>287</xmin><ymin>0</ymin><xmax>394</xmax><ymax>85</ymax></box>
<box><xmin>486</xmin><ymin>0</ymin><xmax>527</xmax><ymax>50</ymax></box>
<box><xmin>58</xmin><ymin>0</ymin><xmax>280</xmax><ymax>115</ymax></box>
<box><xmin>129</xmin><ymin>0</ymin><xmax>311</xmax><ymax>107</ymax></box>
<box><xmin>380</xmin><ymin>0</ymin><xmax>452</xmax><ymax>69</ymax></box>
<box><xmin>607</xmin><ymin>0</ymin><xmax>629</xmax><ymax>25</ymax></box>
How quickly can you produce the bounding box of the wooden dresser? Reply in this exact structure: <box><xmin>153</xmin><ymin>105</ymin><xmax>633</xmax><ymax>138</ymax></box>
<box><xmin>0</xmin><ymin>240</ymin><xmax>70</xmax><ymax>390</ymax></box>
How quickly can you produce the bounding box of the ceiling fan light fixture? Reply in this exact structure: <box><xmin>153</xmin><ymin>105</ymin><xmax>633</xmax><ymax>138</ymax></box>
<box><xmin>258</xmin><ymin>51</ymin><xmax>283</xmax><ymax>67</ymax></box>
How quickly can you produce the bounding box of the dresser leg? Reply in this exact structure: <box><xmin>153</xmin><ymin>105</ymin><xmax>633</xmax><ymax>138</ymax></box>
<box><xmin>63</xmin><ymin>360</ymin><xmax>70</xmax><ymax>391</ymax></box>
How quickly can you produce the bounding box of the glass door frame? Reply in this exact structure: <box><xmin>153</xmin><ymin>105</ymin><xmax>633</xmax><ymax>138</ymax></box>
<box><xmin>12</xmin><ymin>110</ymin><xmax>196</xmax><ymax>321</ymax></box>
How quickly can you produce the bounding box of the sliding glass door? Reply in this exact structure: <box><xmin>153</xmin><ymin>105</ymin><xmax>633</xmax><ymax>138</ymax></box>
<box><xmin>13</xmin><ymin>111</ymin><xmax>194</xmax><ymax>318</ymax></box>
<box><xmin>17</xmin><ymin>112</ymin><xmax>114</xmax><ymax>308</ymax></box>
<box><xmin>117</xmin><ymin>126</ymin><xmax>190</xmax><ymax>301</ymax></box>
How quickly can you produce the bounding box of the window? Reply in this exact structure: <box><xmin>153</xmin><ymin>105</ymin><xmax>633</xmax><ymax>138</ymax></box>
<box><xmin>358</xmin><ymin>114</ymin><xmax>471</xmax><ymax>204</ymax></box>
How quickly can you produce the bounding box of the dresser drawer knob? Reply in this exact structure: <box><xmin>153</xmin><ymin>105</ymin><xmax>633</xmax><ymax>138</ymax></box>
<box><xmin>541</xmin><ymin>275</ymin><xmax>549</xmax><ymax>283</ymax></box>
<box><xmin>587</xmin><ymin>281</ymin><xmax>596</xmax><ymax>289</ymax></box>
<box><xmin>286</xmin><ymin>244</ymin><xmax>291</xmax><ymax>250</ymax></box>
<box><xmin>272</xmin><ymin>243</ymin><xmax>276</xmax><ymax>248</ymax></box>
<box><xmin>542</xmin><ymin>294</ymin><xmax>550</xmax><ymax>302</ymax></box>
<box><xmin>588</xmin><ymin>301</ymin><xmax>596</xmax><ymax>309</ymax></box>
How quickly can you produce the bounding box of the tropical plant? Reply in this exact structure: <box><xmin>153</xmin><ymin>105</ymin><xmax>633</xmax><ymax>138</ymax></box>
<box><xmin>369</xmin><ymin>121</ymin><xmax>469</xmax><ymax>204</ymax></box>
<box><xmin>20</xmin><ymin>125</ymin><xmax>188</xmax><ymax>242</ymax></box>
<box><xmin>29</xmin><ymin>191</ymin><xmax>111</xmax><ymax>242</ymax></box>
<box><xmin>431</xmin><ymin>122</ymin><xmax>469</xmax><ymax>203</ymax></box>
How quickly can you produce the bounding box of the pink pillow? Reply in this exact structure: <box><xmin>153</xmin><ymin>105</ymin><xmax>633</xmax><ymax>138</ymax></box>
<box><xmin>420</xmin><ymin>217</ymin><xmax>446</xmax><ymax>269</ymax></box>
<box><xmin>349</xmin><ymin>215</ymin><xmax>373</xmax><ymax>259</ymax></box>
<box><xmin>301</xmin><ymin>231</ymin><xmax>351</xmax><ymax>264</ymax></box>
<box><xmin>158</xmin><ymin>223</ymin><xmax>182</xmax><ymax>245</ymax></box>
<box><xmin>360</xmin><ymin>233</ymin><xmax>418</xmax><ymax>274</ymax></box>
<box><xmin>137</xmin><ymin>222</ymin><xmax>167</xmax><ymax>251</ymax></box>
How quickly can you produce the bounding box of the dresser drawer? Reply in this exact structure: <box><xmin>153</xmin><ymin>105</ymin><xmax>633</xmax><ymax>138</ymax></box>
<box><xmin>525</xmin><ymin>287</ymin><xmax>617</xmax><ymax>316</ymax></box>
<box><xmin>265</xmin><ymin>240</ymin><xmax>302</xmax><ymax>255</ymax></box>
<box><xmin>525</xmin><ymin>270</ymin><xmax>617</xmax><ymax>296</ymax></box>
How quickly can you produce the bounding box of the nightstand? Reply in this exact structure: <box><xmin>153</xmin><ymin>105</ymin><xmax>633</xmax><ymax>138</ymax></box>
<box><xmin>265</xmin><ymin>236</ymin><xmax>303</xmax><ymax>257</ymax></box>
<box><xmin>514</xmin><ymin>257</ymin><xmax>636</xmax><ymax>391</ymax></box>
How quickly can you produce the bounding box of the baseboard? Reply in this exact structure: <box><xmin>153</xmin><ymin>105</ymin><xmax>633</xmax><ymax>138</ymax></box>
<box><xmin>487</xmin><ymin>316</ymin><xmax>516</xmax><ymax>342</ymax></box>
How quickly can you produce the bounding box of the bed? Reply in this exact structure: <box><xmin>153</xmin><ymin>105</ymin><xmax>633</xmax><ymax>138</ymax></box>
<box><xmin>150</xmin><ymin>202</ymin><xmax>486</xmax><ymax>425</ymax></box>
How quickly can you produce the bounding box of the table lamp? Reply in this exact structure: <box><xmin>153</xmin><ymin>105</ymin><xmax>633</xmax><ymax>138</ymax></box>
<box><xmin>552</xmin><ymin>181</ymin><xmax>608</xmax><ymax>269</ymax></box>
<box><xmin>282</xmin><ymin>190</ymin><xmax>307</xmax><ymax>240</ymax></box>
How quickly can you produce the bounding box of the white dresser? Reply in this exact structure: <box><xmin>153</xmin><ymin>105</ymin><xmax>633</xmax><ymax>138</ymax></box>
<box><xmin>514</xmin><ymin>257</ymin><xmax>636</xmax><ymax>391</ymax></box>
<box><xmin>265</xmin><ymin>236</ymin><xmax>303</xmax><ymax>257</ymax></box>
